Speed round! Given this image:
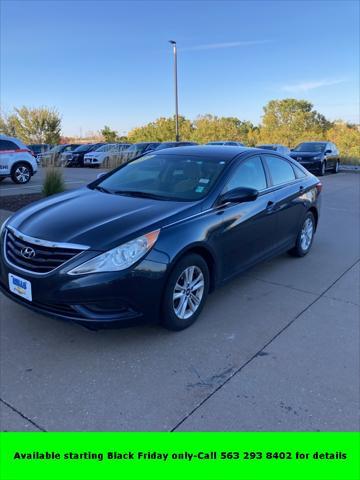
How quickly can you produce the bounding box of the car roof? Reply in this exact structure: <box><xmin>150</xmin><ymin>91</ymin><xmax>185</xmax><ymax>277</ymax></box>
<box><xmin>154</xmin><ymin>145</ymin><xmax>254</xmax><ymax>161</ymax></box>
<box><xmin>257</xmin><ymin>143</ymin><xmax>278</xmax><ymax>146</ymax></box>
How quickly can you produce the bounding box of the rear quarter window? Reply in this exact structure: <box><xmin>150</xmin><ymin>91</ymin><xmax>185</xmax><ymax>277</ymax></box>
<box><xmin>264</xmin><ymin>155</ymin><xmax>296</xmax><ymax>185</ymax></box>
<box><xmin>292</xmin><ymin>163</ymin><xmax>307</xmax><ymax>178</ymax></box>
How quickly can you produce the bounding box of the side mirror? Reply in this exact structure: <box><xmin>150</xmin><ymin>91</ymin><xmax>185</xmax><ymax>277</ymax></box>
<box><xmin>325</xmin><ymin>149</ymin><xmax>331</xmax><ymax>154</ymax></box>
<box><xmin>218</xmin><ymin>187</ymin><xmax>259</xmax><ymax>205</ymax></box>
<box><xmin>97</xmin><ymin>172</ymin><xmax>106</xmax><ymax>180</ymax></box>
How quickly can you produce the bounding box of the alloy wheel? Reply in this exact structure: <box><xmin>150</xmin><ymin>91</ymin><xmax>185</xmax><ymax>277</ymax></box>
<box><xmin>300</xmin><ymin>217</ymin><xmax>314</xmax><ymax>251</ymax></box>
<box><xmin>173</xmin><ymin>266</ymin><xmax>205</xmax><ymax>320</ymax></box>
<box><xmin>15</xmin><ymin>166</ymin><xmax>30</xmax><ymax>183</ymax></box>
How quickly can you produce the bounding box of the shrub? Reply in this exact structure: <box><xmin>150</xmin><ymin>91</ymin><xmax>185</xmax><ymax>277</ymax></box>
<box><xmin>42</xmin><ymin>167</ymin><xmax>65</xmax><ymax>197</ymax></box>
<box><xmin>340</xmin><ymin>156</ymin><xmax>360</xmax><ymax>165</ymax></box>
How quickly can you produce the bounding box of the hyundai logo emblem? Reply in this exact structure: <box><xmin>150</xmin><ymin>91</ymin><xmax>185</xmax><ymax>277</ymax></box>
<box><xmin>21</xmin><ymin>247</ymin><xmax>36</xmax><ymax>259</ymax></box>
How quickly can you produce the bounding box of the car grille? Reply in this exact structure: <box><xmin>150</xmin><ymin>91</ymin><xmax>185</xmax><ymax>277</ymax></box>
<box><xmin>5</xmin><ymin>228</ymin><xmax>83</xmax><ymax>274</ymax></box>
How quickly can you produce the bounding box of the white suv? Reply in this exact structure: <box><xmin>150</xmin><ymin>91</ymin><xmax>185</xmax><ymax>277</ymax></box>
<box><xmin>0</xmin><ymin>135</ymin><xmax>38</xmax><ymax>184</ymax></box>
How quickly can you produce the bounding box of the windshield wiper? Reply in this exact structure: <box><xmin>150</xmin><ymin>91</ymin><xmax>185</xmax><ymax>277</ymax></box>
<box><xmin>94</xmin><ymin>186</ymin><xmax>112</xmax><ymax>194</ymax></box>
<box><xmin>113</xmin><ymin>190</ymin><xmax>166</xmax><ymax>200</ymax></box>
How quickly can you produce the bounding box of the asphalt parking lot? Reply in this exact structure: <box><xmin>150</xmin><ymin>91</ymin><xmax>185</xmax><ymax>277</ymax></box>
<box><xmin>0</xmin><ymin>167</ymin><xmax>107</xmax><ymax>196</ymax></box>
<box><xmin>0</xmin><ymin>173</ymin><xmax>359</xmax><ymax>432</ymax></box>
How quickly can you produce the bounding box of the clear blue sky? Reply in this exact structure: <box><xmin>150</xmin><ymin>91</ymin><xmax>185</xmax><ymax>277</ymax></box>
<box><xmin>1</xmin><ymin>0</ymin><xmax>359</xmax><ymax>136</ymax></box>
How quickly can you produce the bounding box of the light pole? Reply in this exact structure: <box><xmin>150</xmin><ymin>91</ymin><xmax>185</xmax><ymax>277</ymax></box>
<box><xmin>169</xmin><ymin>40</ymin><xmax>179</xmax><ymax>141</ymax></box>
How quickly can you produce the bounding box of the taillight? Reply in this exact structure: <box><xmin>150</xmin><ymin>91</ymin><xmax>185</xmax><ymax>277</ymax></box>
<box><xmin>316</xmin><ymin>182</ymin><xmax>323</xmax><ymax>194</ymax></box>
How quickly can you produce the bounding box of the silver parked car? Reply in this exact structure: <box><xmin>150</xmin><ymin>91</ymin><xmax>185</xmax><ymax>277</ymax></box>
<box><xmin>256</xmin><ymin>144</ymin><xmax>290</xmax><ymax>155</ymax></box>
<box><xmin>207</xmin><ymin>141</ymin><xmax>245</xmax><ymax>146</ymax></box>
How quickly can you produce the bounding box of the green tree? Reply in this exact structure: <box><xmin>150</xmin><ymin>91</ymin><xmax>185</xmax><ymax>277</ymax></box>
<box><xmin>192</xmin><ymin>115</ymin><xmax>254</xmax><ymax>144</ymax></box>
<box><xmin>101</xmin><ymin>125</ymin><xmax>118</xmax><ymax>142</ymax></box>
<box><xmin>128</xmin><ymin>116</ymin><xmax>193</xmax><ymax>142</ymax></box>
<box><xmin>0</xmin><ymin>107</ymin><xmax>61</xmax><ymax>144</ymax></box>
<box><xmin>259</xmin><ymin>99</ymin><xmax>331</xmax><ymax>147</ymax></box>
<box><xmin>326</xmin><ymin>122</ymin><xmax>360</xmax><ymax>160</ymax></box>
<box><xmin>246</xmin><ymin>126</ymin><xmax>261</xmax><ymax>146</ymax></box>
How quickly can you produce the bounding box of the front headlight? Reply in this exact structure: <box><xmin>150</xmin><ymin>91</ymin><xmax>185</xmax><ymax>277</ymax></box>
<box><xmin>313</xmin><ymin>156</ymin><xmax>321</xmax><ymax>160</ymax></box>
<box><xmin>67</xmin><ymin>229</ymin><xmax>160</xmax><ymax>275</ymax></box>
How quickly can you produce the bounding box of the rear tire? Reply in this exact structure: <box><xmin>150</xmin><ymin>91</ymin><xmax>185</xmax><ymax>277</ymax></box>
<box><xmin>161</xmin><ymin>254</ymin><xmax>209</xmax><ymax>331</ymax></box>
<box><xmin>11</xmin><ymin>163</ymin><xmax>32</xmax><ymax>184</ymax></box>
<box><xmin>288</xmin><ymin>211</ymin><xmax>315</xmax><ymax>257</ymax></box>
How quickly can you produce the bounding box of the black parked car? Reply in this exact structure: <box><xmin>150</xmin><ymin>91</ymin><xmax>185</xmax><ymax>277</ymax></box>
<box><xmin>38</xmin><ymin>144</ymin><xmax>80</xmax><ymax>166</ymax></box>
<box><xmin>27</xmin><ymin>144</ymin><xmax>52</xmax><ymax>159</ymax></box>
<box><xmin>289</xmin><ymin>142</ymin><xmax>340</xmax><ymax>176</ymax></box>
<box><xmin>124</xmin><ymin>142</ymin><xmax>161</xmax><ymax>161</ymax></box>
<box><xmin>0</xmin><ymin>146</ymin><xmax>321</xmax><ymax>331</ymax></box>
<box><xmin>155</xmin><ymin>142</ymin><xmax>198</xmax><ymax>150</ymax></box>
<box><xmin>66</xmin><ymin>143</ymin><xmax>106</xmax><ymax>167</ymax></box>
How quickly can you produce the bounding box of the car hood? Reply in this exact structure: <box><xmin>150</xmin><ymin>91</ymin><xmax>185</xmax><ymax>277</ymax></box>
<box><xmin>7</xmin><ymin>188</ymin><xmax>198</xmax><ymax>251</ymax></box>
<box><xmin>290</xmin><ymin>151</ymin><xmax>322</xmax><ymax>159</ymax></box>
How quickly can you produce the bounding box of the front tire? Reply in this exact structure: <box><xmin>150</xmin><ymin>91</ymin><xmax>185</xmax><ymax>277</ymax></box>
<box><xmin>318</xmin><ymin>161</ymin><xmax>326</xmax><ymax>176</ymax></box>
<box><xmin>333</xmin><ymin>160</ymin><xmax>339</xmax><ymax>174</ymax></box>
<box><xmin>11</xmin><ymin>163</ymin><xmax>32</xmax><ymax>184</ymax></box>
<box><xmin>288</xmin><ymin>212</ymin><xmax>315</xmax><ymax>257</ymax></box>
<box><xmin>161</xmin><ymin>254</ymin><xmax>209</xmax><ymax>330</ymax></box>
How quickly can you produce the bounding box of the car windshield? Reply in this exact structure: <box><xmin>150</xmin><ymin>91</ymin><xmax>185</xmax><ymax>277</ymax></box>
<box><xmin>127</xmin><ymin>144</ymin><xmax>147</xmax><ymax>152</ymax></box>
<box><xmin>95</xmin><ymin>144</ymin><xmax>115</xmax><ymax>152</ymax></box>
<box><xmin>48</xmin><ymin>145</ymin><xmax>63</xmax><ymax>153</ymax></box>
<box><xmin>29</xmin><ymin>145</ymin><xmax>42</xmax><ymax>152</ymax></box>
<box><xmin>294</xmin><ymin>143</ymin><xmax>327</xmax><ymax>152</ymax></box>
<box><xmin>94</xmin><ymin>153</ymin><xmax>227</xmax><ymax>201</ymax></box>
<box><xmin>74</xmin><ymin>144</ymin><xmax>92</xmax><ymax>152</ymax></box>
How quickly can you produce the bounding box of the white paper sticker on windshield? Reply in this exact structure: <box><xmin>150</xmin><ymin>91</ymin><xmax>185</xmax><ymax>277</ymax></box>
<box><xmin>199</xmin><ymin>178</ymin><xmax>210</xmax><ymax>184</ymax></box>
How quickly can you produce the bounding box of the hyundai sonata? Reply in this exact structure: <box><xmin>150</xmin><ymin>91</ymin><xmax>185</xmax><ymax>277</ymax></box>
<box><xmin>0</xmin><ymin>146</ymin><xmax>321</xmax><ymax>330</ymax></box>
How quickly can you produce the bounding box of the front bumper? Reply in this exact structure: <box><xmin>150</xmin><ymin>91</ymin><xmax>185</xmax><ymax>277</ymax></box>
<box><xmin>84</xmin><ymin>158</ymin><xmax>100</xmax><ymax>165</ymax></box>
<box><xmin>0</xmin><ymin>250</ymin><xmax>168</xmax><ymax>326</ymax></box>
<box><xmin>295</xmin><ymin>159</ymin><xmax>322</xmax><ymax>171</ymax></box>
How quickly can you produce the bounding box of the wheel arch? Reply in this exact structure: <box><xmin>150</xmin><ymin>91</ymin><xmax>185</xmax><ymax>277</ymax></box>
<box><xmin>167</xmin><ymin>243</ymin><xmax>218</xmax><ymax>293</ymax></box>
<box><xmin>10</xmin><ymin>160</ymin><xmax>34</xmax><ymax>176</ymax></box>
<box><xmin>308</xmin><ymin>206</ymin><xmax>319</xmax><ymax>230</ymax></box>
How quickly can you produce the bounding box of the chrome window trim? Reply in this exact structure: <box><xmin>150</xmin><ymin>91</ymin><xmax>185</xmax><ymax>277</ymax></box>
<box><xmin>164</xmin><ymin>177</ymin><xmax>308</xmax><ymax>230</ymax></box>
<box><xmin>6</xmin><ymin>225</ymin><xmax>89</xmax><ymax>250</ymax></box>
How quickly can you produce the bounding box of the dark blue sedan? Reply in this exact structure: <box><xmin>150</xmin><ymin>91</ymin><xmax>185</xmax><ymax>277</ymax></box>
<box><xmin>0</xmin><ymin>146</ymin><xmax>322</xmax><ymax>330</ymax></box>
